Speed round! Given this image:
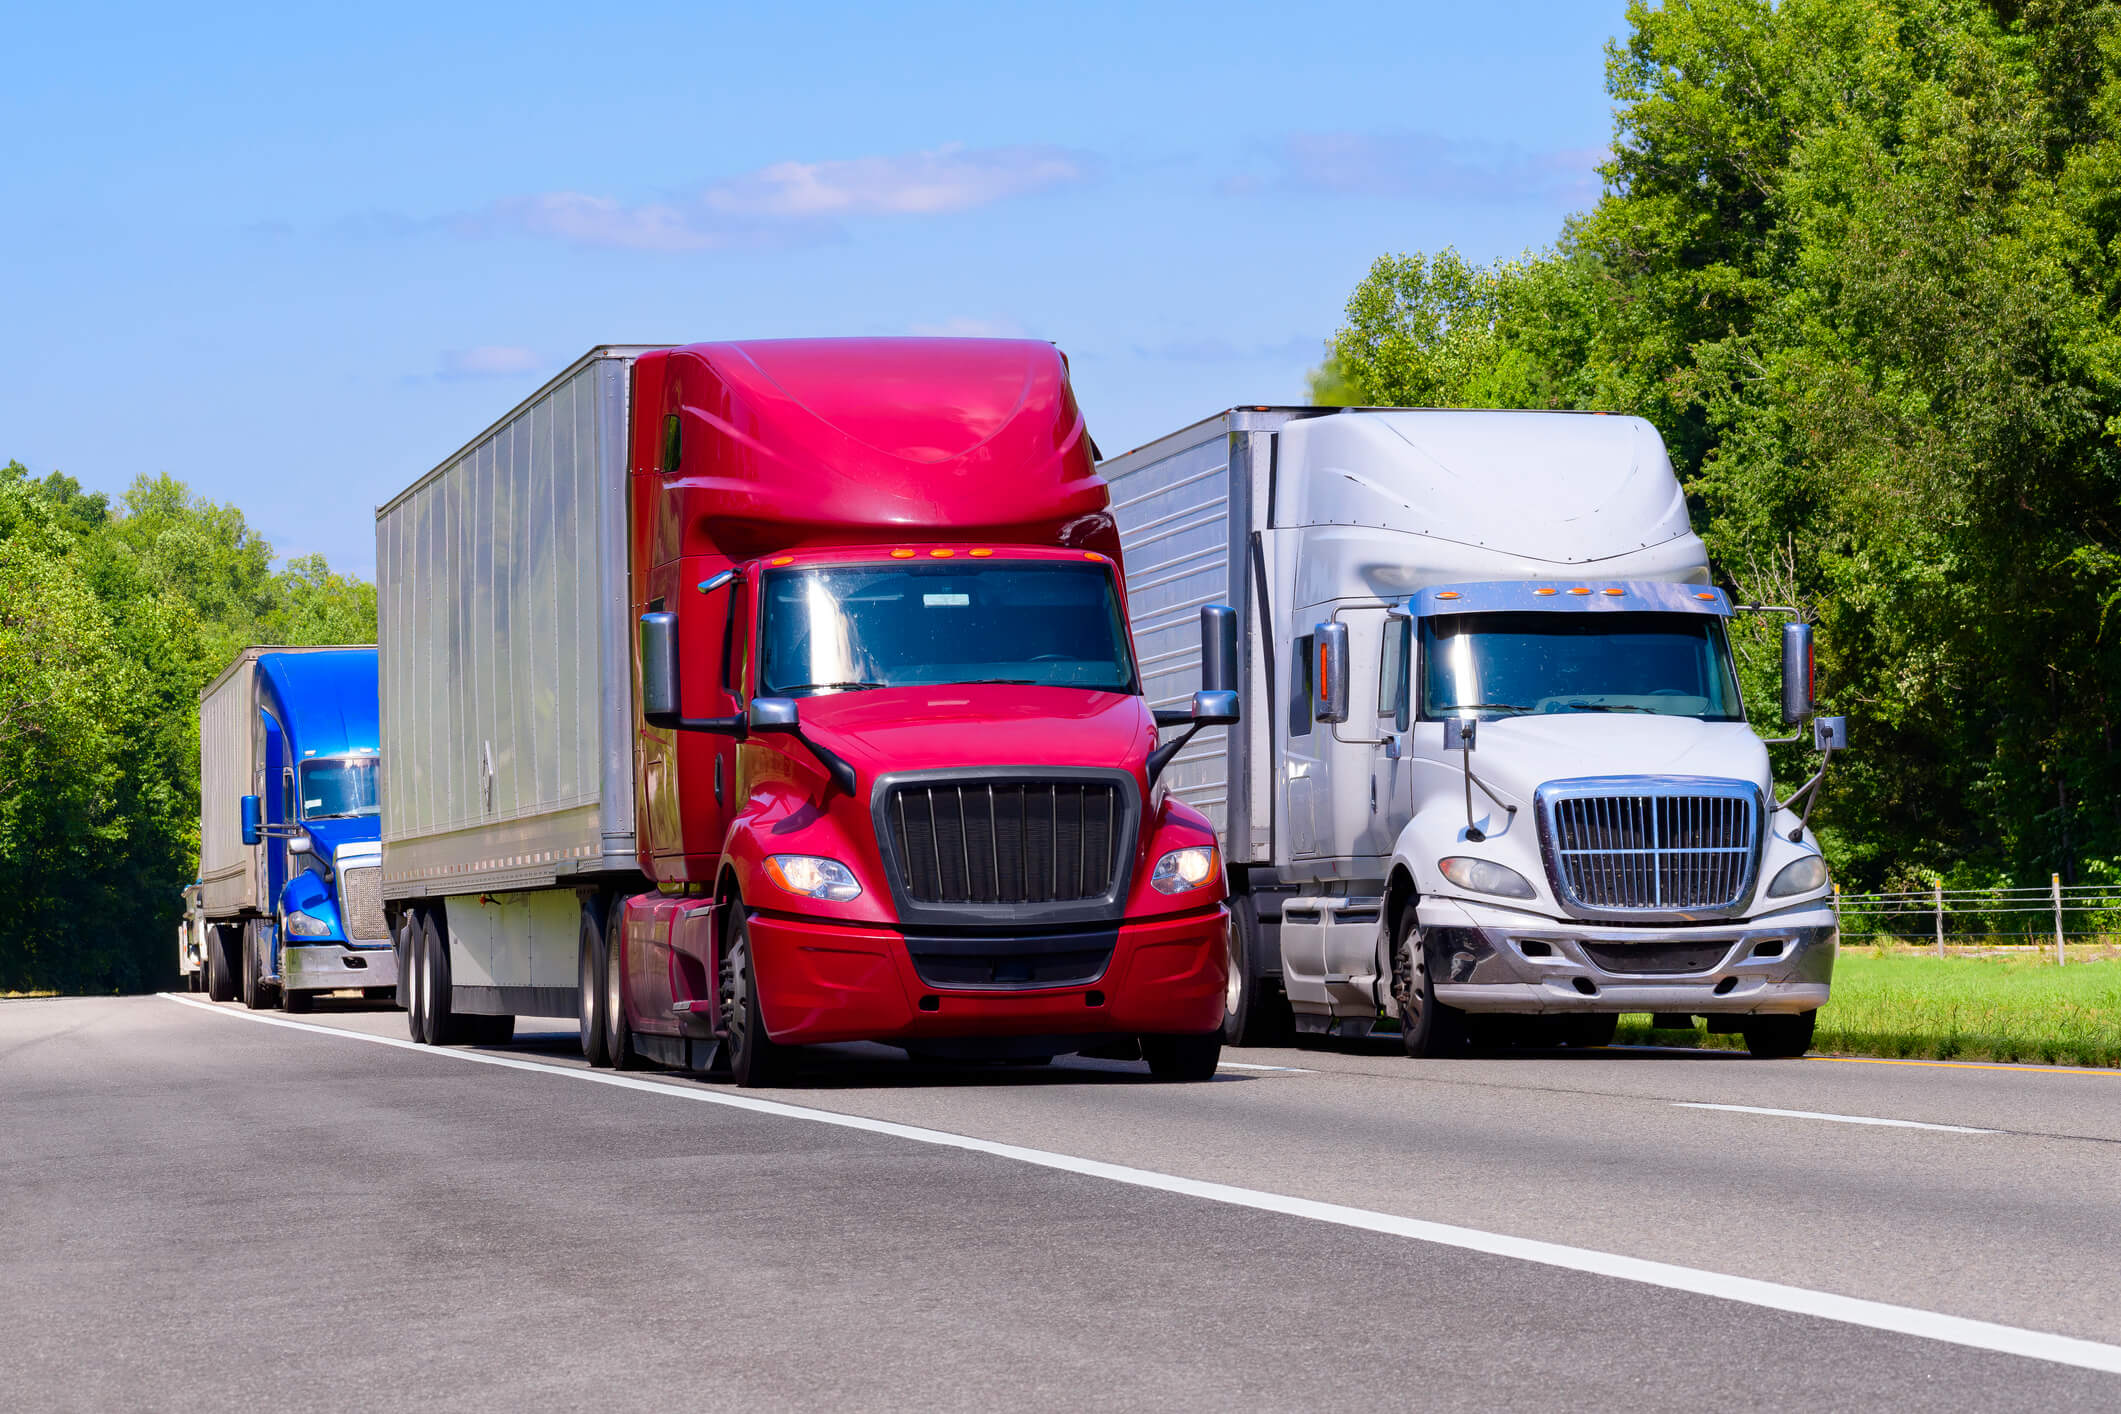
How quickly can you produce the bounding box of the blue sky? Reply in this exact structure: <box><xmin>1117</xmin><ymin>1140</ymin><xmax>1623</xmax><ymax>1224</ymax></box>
<box><xmin>2</xmin><ymin>0</ymin><xmax>1631</xmax><ymax>577</ymax></box>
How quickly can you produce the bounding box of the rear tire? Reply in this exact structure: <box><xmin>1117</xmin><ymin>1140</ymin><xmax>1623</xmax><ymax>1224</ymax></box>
<box><xmin>722</xmin><ymin>909</ymin><xmax>784</xmax><ymax>1089</ymax></box>
<box><xmin>1141</xmin><ymin>1031</ymin><xmax>1222</xmax><ymax>1081</ymax></box>
<box><xmin>579</xmin><ymin>903</ymin><xmax>611</xmax><ymax>1067</ymax></box>
<box><xmin>1390</xmin><ymin>901</ymin><xmax>1466</xmax><ymax>1058</ymax></box>
<box><xmin>1742</xmin><ymin>1011</ymin><xmax>1816</xmax><ymax>1059</ymax></box>
<box><xmin>603</xmin><ymin>897</ymin><xmax>641</xmax><ymax>1071</ymax></box>
<box><xmin>206</xmin><ymin>925</ymin><xmax>238</xmax><ymax>1002</ymax></box>
<box><xmin>401</xmin><ymin>913</ymin><xmax>429</xmax><ymax>1043</ymax></box>
<box><xmin>419</xmin><ymin>911</ymin><xmax>458</xmax><ymax>1046</ymax></box>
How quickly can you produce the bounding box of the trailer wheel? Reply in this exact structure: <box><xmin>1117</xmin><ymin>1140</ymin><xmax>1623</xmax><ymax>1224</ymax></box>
<box><xmin>578</xmin><ymin>903</ymin><xmax>611</xmax><ymax>1067</ymax></box>
<box><xmin>1222</xmin><ymin>897</ymin><xmax>1292</xmax><ymax>1048</ymax></box>
<box><xmin>400</xmin><ymin>913</ymin><xmax>428</xmax><ymax>1042</ymax></box>
<box><xmin>1742</xmin><ymin>1011</ymin><xmax>1816</xmax><ymax>1059</ymax></box>
<box><xmin>603</xmin><ymin>896</ymin><xmax>641</xmax><ymax>1071</ymax></box>
<box><xmin>1141</xmin><ymin>1031</ymin><xmax>1222</xmax><ymax>1081</ymax></box>
<box><xmin>1391</xmin><ymin>901</ymin><xmax>1466</xmax><ymax>1058</ymax></box>
<box><xmin>206</xmin><ymin>925</ymin><xmax>238</xmax><ymax>1003</ymax></box>
<box><xmin>721</xmin><ymin>910</ymin><xmax>784</xmax><ymax>1089</ymax></box>
<box><xmin>419</xmin><ymin>911</ymin><xmax>459</xmax><ymax>1046</ymax></box>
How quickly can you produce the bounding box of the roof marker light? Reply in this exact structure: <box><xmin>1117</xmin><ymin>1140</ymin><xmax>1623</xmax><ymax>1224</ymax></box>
<box><xmin>1532</xmin><ymin>587</ymin><xmax>1557</xmax><ymax>597</ymax></box>
<box><xmin>929</xmin><ymin>548</ymin><xmax>955</xmax><ymax>558</ymax></box>
<box><xmin>1568</xmin><ymin>587</ymin><xmax>1592</xmax><ymax>596</ymax></box>
<box><xmin>1436</xmin><ymin>590</ymin><xmax>1462</xmax><ymax>600</ymax></box>
<box><xmin>1696</xmin><ymin>591</ymin><xmax>1717</xmax><ymax>601</ymax></box>
<box><xmin>970</xmin><ymin>548</ymin><xmax>993</xmax><ymax>557</ymax></box>
<box><xmin>1603</xmin><ymin>587</ymin><xmax>1625</xmax><ymax>596</ymax></box>
<box><xmin>890</xmin><ymin>549</ymin><xmax>916</xmax><ymax>559</ymax></box>
<box><xmin>1084</xmin><ymin>551</ymin><xmax>1106</xmax><ymax>562</ymax></box>
<box><xmin>771</xmin><ymin>555</ymin><xmax>794</xmax><ymax>566</ymax></box>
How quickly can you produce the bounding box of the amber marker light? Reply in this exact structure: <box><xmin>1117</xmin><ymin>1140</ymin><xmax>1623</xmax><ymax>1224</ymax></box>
<box><xmin>929</xmin><ymin>548</ymin><xmax>955</xmax><ymax>558</ymax></box>
<box><xmin>1436</xmin><ymin>590</ymin><xmax>1462</xmax><ymax>600</ymax></box>
<box><xmin>890</xmin><ymin>548</ymin><xmax>916</xmax><ymax>558</ymax></box>
<box><xmin>970</xmin><ymin>548</ymin><xmax>993</xmax><ymax>557</ymax></box>
<box><xmin>1603</xmin><ymin>587</ymin><xmax>1625</xmax><ymax>596</ymax></box>
<box><xmin>1695</xmin><ymin>591</ymin><xmax>1717</xmax><ymax>601</ymax></box>
<box><xmin>771</xmin><ymin>555</ymin><xmax>794</xmax><ymax>566</ymax></box>
<box><xmin>1568</xmin><ymin>587</ymin><xmax>1592</xmax><ymax>595</ymax></box>
<box><xmin>1084</xmin><ymin>551</ymin><xmax>1106</xmax><ymax>561</ymax></box>
<box><xmin>1532</xmin><ymin>587</ymin><xmax>1557</xmax><ymax>597</ymax></box>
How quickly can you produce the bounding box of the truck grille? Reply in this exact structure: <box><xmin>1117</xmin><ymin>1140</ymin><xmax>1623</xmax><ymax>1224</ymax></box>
<box><xmin>1540</xmin><ymin>782</ymin><xmax>1759</xmax><ymax>916</ymax></box>
<box><xmin>884</xmin><ymin>779</ymin><xmax>1127</xmax><ymax>906</ymax></box>
<box><xmin>340</xmin><ymin>864</ymin><xmax>389</xmax><ymax>941</ymax></box>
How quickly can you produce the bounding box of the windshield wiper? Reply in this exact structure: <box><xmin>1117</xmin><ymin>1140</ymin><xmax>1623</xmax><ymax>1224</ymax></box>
<box><xmin>1558</xmin><ymin>701</ymin><xmax>1659</xmax><ymax>713</ymax></box>
<box><xmin>1435</xmin><ymin>702</ymin><xmax>1530</xmax><ymax>714</ymax></box>
<box><xmin>780</xmin><ymin>681</ymin><xmax>886</xmax><ymax>693</ymax></box>
<box><xmin>955</xmin><ymin>678</ymin><xmax>1038</xmax><ymax>685</ymax></box>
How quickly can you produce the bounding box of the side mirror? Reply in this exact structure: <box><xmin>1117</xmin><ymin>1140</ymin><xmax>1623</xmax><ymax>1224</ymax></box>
<box><xmin>1199</xmin><ymin>603</ymin><xmax>1239</xmax><ymax>696</ymax></box>
<box><xmin>639</xmin><ymin>612</ymin><xmax>681</xmax><ymax>727</ymax></box>
<box><xmin>1780</xmin><ymin>621</ymin><xmax>1815</xmax><ymax>724</ymax></box>
<box><xmin>747</xmin><ymin>697</ymin><xmax>800</xmax><ymax>733</ymax></box>
<box><xmin>288</xmin><ymin>834</ymin><xmax>310</xmax><ymax>857</ymax></box>
<box><xmin>1190</xmin><ymin>689</ymin><xmax>1239</xmax><ymax>726</ymax></box>
<box><xmin>1314</xmin><ymin>621</ymin><xmax>1350</xmax><ymax>724</ymax></box>
<box><xmin>240</xmin><ymin>795</ymin><xmax>262</xmax><ymax>846</ymax></box>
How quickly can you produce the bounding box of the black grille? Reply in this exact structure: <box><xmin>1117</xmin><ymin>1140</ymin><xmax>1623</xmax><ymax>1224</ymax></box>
<box><xmin>1546</xmin><ymin>790</ymin><xmax>1756</xmax><ymax>912</ymax></box>
<box><xmin>886</xmin><ymin>780</ymin><xmax>1122</xmax><ymax>905</ymax></box>
<box><xmin>904</xmin><ymin>929</ymin><xmax>1117</xmax><ymax>989</ymax></box>
<box><xmin>1580</xmin><ymin>939</ymin><xmax>1735</xmax><ymax>974</ymax></box>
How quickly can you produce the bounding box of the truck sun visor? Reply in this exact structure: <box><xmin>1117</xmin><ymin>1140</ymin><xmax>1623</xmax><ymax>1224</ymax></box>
<box><xmin>1412</xmin><ymin>581</ymin><xmax>1733</xmax><ymax>617</ymax></box>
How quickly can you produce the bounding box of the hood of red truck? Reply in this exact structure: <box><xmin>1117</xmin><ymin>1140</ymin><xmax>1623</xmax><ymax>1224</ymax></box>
<box><xmin>791</xmin><ymin>686</ymin><xmax>1155</xmax><ymax>777</ymax></box>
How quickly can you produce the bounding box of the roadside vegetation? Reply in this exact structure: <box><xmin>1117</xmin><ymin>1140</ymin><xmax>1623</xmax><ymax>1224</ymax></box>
<box><xmin>1616</xmin><ymin>951</ymin><xmax>2121</xmax><ymax>1066</ymax></box>
<box><xmin>0</xmin><ymin>465</ymin><xmax>373</xmax><ymax>993</ymax></box>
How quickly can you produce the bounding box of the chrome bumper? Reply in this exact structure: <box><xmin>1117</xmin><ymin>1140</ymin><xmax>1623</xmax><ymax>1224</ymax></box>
<box><xmin>281</xmin><ymin>943</ymin><xmax>398</xmax><ymax>994</ymax></box>
<box><xmin>1419</xmin><ymin>898</ymin><xmax>1836</xmax><ymax>1015</ymax></box>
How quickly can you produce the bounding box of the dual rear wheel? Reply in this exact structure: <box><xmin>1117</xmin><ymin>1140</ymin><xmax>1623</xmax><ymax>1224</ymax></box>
<box><xmin>404</xmin><ymin>908</ymin><xmax>511</xmax><ymax>1047</ymax></box>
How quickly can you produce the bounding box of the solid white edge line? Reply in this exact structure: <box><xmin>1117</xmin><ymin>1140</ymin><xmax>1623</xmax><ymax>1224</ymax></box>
<box><xmin>1216</xmin><ymin>1060</ymin><xmax>1309</xmax><ymax>1072</ymax></box>
<box><xmin>1674</xmin><ymin>1102</ymin><xmax>1999</xmax><ymax>1135</ymax></box>
<box><xmin>158</xmin><ymin>993</ymin><xmax>2121</xmax><ymax>1377</ymax></box>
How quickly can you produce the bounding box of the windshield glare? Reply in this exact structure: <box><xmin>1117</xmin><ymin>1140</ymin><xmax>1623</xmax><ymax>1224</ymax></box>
<box><xmin>758</xmin><ymin>561</ymin><xmax>1138</xmax><ymax>697</ymax></box>
<box><xmin>1420</xmin><ymin>612</ymin><xmax>1744</xmax><ymax>721</ymax></box>
<box><xmin>299</xmin><ymin>757</ymin><xmax>380</xmax><ymax>820</ymax></box>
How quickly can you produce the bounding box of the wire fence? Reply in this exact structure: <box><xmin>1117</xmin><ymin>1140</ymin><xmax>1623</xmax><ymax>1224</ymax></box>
<box><xmin>1832</xmin><ymin>876</ymin><xmax>2121</xmax><ymax>962</ymax></box>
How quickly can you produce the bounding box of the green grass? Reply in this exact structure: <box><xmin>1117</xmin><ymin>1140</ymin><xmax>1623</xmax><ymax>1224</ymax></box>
<box><xmin>1613</xmin><ymin>951</ymin><xmax>2121</xmax><ymax>1067</ymax></box>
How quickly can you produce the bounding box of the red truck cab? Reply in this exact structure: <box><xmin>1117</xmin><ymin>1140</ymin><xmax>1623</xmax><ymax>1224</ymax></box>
<box><xmin>600</xmin><ymin>339</ymin><xmax>1236</xmax><ymax>1085</ymax></box>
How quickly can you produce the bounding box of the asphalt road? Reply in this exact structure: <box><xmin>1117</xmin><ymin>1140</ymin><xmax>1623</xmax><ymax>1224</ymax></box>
<box><xmin>5</xmin><ymin>994</ymin><xmax>2119</xmax><ymax>1410</ymax></box>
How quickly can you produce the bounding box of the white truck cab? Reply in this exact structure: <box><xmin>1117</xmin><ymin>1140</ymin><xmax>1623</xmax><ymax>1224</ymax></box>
<box><xmin>1101</xmin><ymin>407</ymin><xmax>1842</xmax><ymax>1058</ymax></box>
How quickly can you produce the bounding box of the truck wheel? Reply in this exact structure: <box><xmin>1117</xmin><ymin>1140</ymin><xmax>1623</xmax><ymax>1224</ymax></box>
<box><xmin>603</xmin><ymin>897</ymin><xmax>641</xmax><ymax>1071</ymax></box>
<box><xmin>206</xmin><ymin>925</ymin><xmax>238</xmax><ymax>1003</ymax></box>
<box><xmin>578</xmin><ymin>904</ymin><xmax>611</xmax><ymax>1068</ymax></box>
<box><xmin>1222</xmin><ymin>903</ymin><xmax>1292</xmax><ymax>1048</ymax></box>
<box><xmin>420</xmin><ymin>911</ymin><xmax>460</xmax><ymax>1046</ymax></box>
<box><xmin>1390</xmin><ymin>901</ymin><xmax>1466</xmax><ymax>1058</ymax></box>
<box><xmin>241</xmin><ymin>922</ymin><xmax>273</xmax><ymax>1010</ymax></box>
<box><xmin>400</xmin><ymin>914</ymin><xmax>428</xmax><ymax>1043</ymax></box>
<box><xmin>722</xmin><ymin>910</ymin><xmax>784</xmax><ymax>1089</ymax></box>
<box><xmin>1742</xmin><ymin>1011</ymin><xmax>1816</xmax><ymax>1059</ymax></box>
<box><xmin>1141</xmin><ymin>1032</ymin><xmax>1222</xmax><ymax>1081</ymax></box>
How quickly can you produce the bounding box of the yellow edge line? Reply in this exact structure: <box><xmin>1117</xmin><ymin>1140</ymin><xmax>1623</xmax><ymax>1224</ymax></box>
<box><xmin>1816</xmin><ymin>1055</ymin><xmax>2120</xmax><ymax>1078</ymax></box>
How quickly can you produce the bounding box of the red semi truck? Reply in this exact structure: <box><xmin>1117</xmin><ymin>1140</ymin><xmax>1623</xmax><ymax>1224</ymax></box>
<box><xmin>376</xmin><ymin>340</ymin><xmax>1237</xmax><ymax>1084</ymax></box>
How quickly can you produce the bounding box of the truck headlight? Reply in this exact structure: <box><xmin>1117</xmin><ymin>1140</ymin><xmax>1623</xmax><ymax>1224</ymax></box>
<box><xmin>1767</xmin><ymin>855</ymin><xmax>1829</xmax><ymax>898</ymax></box>
<box><xmin>765</xmin><ymin>854</ymin><xmax>862</xmax><ymax>902</ymax></box>
<box><xmin>1151</xmin><ymin>845</ymin><xmax>1219</xmax><ymax>894</ymax></box>
<box><xmin>283</xmin><ymin>910</ymin><xmax>335</xmax><ymax>938</ymax></box>
<box><xmin>1438</xmin><ymin>856</ymin><xmax>1537</xmax><ymax>900</ymax></box>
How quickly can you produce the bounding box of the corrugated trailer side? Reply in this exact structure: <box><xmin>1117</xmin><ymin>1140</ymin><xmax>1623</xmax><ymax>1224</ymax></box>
<box><xmin>197</xmin><ymin>653</ymin><xmax>261</xmax><ymax>918</ymax></box>
<box><xmin>377</xmin><ymin>346</ymin><xmax>660</xmax><ymax>902</ymax></box>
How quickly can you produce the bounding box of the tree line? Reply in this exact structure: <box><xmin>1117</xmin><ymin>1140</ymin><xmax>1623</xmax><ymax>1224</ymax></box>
<box><xmin>1315</xmin><ymin>0</ymin><xmax>2121</xmax><ymax>895</ymax></box>
<box><xmin>0</xmin><ymin>464</ymin><xmax>375</xmax><ymax>993</ymax></box>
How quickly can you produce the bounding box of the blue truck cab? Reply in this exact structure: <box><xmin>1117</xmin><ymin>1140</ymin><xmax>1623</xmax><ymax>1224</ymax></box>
<box><xmin>229</xmin><ymin>649</ymin><xmax>395</xmax><ymax>1009</ymax></box>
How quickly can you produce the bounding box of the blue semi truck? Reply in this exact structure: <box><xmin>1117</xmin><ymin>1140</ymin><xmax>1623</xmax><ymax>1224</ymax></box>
<box><xmin>181</xmin><ymin>647</ymin><xmax>397</xmax><ymax>1009</ymax></box>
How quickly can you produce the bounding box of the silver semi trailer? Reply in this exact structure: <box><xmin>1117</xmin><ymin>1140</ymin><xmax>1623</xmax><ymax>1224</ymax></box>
<box><xmin>1102</xmin><ymin>408</ymin><xmax>1845</xmax><ymax>1058</ymax></box>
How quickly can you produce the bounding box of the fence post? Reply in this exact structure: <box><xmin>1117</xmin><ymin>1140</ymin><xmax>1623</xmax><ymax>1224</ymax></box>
<box><xmin>1832</xmin><ymin>882</ymin><xmax>1841</xmax><ymax>935</ymax></box>
<box><xmin>1934</xmin><ymin>882</ymin><xmax>1944</xmax><ymax>958</ymax></box>
<box><xmin>2052</xmin><ymin>872</ymin><xmax>2065</xmax><ymax>967</ymax></box>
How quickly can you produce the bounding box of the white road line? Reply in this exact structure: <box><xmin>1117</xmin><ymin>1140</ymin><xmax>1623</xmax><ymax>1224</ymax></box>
<box><xmin>159</xmin><ymin>993</ymin><xmax>2121</xmax><ymax>1377</ymax></box>
<box><xmin>1674</xmin><ymin>1102</ymin><xmax>1999</xmax><ymax>1135</ymax></box>
<box><xmin>1216</xmin><ymin>1060</ymin><xmax>1310</xmax><ymax>1073</ymax></box>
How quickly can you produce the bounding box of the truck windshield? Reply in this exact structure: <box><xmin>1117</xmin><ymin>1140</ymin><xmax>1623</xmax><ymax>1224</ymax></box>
<box><xmin>299</xmin><ymin>757</ymin><xmax>380</xmax><ymax>820</ymax></box>
<box><xmin>1419</xmin><ymin>613</ymin><xmax>1745</xmax><ymax>721</ymax></box>
<box><xmin>758</xmin><ymin>561</ymin><xmax>1138</xmax><ymax>696</ymax></box>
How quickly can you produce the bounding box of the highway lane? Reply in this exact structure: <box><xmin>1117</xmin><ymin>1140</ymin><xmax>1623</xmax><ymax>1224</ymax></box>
<box><xmin>3</xmin><ymin>995</ymin><xmax>2117</xmax><ymax>1410</ymax></box>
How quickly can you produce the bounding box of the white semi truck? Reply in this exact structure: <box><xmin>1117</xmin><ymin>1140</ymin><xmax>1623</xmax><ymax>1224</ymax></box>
<box><xmin>1103</xmin><ymin>408</ymin><xmax>1844</xmax><ymax>1058</ymax></box>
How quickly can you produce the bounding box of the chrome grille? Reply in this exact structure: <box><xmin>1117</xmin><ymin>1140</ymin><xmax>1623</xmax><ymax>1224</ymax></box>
<box><xmin>1541</xmin><ymin>782</ymin><xmax>1759</xmax><ymax>915</ymax></box>
<box><xmin>885</xmin><ymin>780</ymin><xmax>1124</xmax><ymax>905</ymax></box>
<box><xmin>339</xmin><ymin>865</ymin><xmax>388</xmax><ymax>941</ymax></box>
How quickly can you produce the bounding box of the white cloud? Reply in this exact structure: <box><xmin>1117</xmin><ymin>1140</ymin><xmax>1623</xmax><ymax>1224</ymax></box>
<box><xmin>472</xmin><ymin>143</ymin><xmax>1089</xmax><ymax>253</ymax></box>
<box><xmin>438</xmin><ymin>345</ymin><xmax>545</xmax><ymax>378</ymax></box>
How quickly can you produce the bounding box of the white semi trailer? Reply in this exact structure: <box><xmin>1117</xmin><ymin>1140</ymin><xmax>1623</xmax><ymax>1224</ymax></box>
<box><xmin>1102</xmin><ymin>408</ymin><xmax>1844</xmax><ymax>1058</ymax></box>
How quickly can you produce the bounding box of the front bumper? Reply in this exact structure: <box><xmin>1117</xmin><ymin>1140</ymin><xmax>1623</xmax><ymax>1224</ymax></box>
<box><xmin>746</xmin><ymin>905</ymin><xmax>1230</xmax><ymax>1046</ymax></box>
<box><xmin>1418</xmin><ymin>896</ymin><xmax>1835</xmax><ymax>1016</ymax></box>
<box><xmin>281</xmin><ymin>943</ymin><xmax>398</xmax><ymax>994</ymax></box>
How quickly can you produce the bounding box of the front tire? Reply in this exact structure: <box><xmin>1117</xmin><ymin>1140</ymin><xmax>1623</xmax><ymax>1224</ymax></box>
<box><xmin>1391</xmin><ymin>901</ymin><xmax>1465</xmax><ymax>1058</ymax></box>
<box><xmin>578</xmin><ymin>902</ymin><xmax>611</xmax><ymax>1068</ymax></box>
<box><xmin>721</xmin><ymin>909</ymin><xmax>784</xmax><ymax>1089</ymax></box>
<box><xmin>1141</xmin><ymin>1032</ymin><xmax>1222</xmax><ymax>1081</ymax></box>
<box><xmin>1742</xmin><ymin>1011</ymin><xmax>1816</xmax><ymax>1059</ymax></box>
<box><xmin>603</xmin><ymin>896</ymin><xmax>641</xmax><ymax>1071</ymax></box>
<box><xmin>206</xmin><ymin>925</ymin><xmax>238</xmax><ymax>1002</ymax></box>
